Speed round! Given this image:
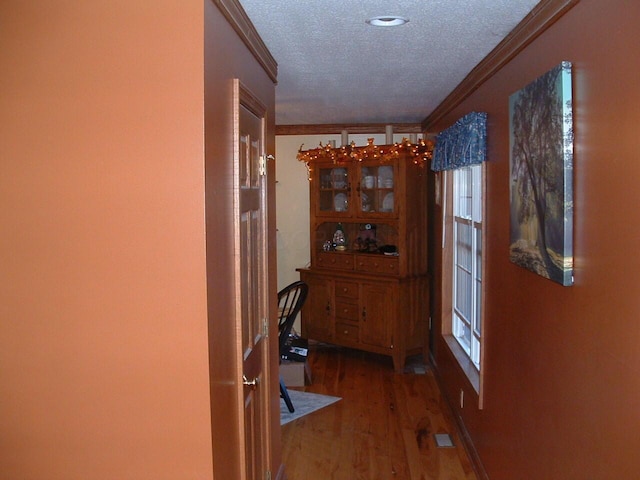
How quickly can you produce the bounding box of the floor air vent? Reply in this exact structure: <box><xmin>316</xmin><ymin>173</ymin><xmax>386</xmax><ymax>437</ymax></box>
<box><xmin>434</xmin><ymin>433</ymin><xmax>455</xmax><ymax>448</ymax></box>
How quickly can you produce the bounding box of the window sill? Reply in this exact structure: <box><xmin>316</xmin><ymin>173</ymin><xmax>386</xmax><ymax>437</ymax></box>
<box><xmin>444</xmin><ymin>334</ymin><xmax>480</xmax><ymax>395</ymax></box>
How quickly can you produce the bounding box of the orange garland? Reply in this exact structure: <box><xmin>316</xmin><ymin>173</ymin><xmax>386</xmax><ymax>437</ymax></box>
<box><xmin>296</xmin><ymin>137</ymin><xmax>434</xmax><ymax>166</ymax></box>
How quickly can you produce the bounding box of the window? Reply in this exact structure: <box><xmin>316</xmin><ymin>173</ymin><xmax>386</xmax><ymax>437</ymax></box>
<box><xmin>452</xmin><ymin>165</ymin><xmax>482</xmax><ymax>370</ymax></box>
<box><xmin>433</xmin><ymin>111</ymin><xmax>487</xmax><ymax>402</ymax></box>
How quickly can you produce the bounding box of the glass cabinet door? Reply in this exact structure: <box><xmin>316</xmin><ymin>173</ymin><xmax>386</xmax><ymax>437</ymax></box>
<box><xmin>359</xmin><ymin>165</ymin><xmax>395</xmax><ymax>215</ymax></box>
<box><xmin>317</xmin><ymin>166</ymin><xmax>350</xmax><ymax>215</ymax></box>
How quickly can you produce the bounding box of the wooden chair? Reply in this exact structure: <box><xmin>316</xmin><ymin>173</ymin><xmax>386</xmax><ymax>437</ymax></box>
<box><xmin>277</xmin><ymin>281</ymin><xmax>308</xmax><ymax>413</ymax></box>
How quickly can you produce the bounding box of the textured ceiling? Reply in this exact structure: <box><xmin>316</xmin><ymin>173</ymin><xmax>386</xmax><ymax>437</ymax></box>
<box><xmin>239</xmin><ymin>0</ymin><xmax>542</xmax><ymax>125</ymax></box>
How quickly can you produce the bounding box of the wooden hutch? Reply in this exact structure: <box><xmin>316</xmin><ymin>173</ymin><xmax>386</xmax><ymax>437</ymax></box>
<box><xmin>297</xmin><ymin>139</ymin><xmax>431</xmax><ymax>372</ymax></box>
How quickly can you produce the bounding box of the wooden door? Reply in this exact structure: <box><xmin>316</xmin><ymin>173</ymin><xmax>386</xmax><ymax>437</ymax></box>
<box><xmin>234</xmin><ymin>80</ymin><xmax>270</xmax><ymax>480</ymax></box>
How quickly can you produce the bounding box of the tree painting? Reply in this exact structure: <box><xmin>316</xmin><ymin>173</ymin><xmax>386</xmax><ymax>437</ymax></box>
<box><xmin>509</xmin><ymin>61</ymin><xmax>573</xmax><ymax>286</ymax></box>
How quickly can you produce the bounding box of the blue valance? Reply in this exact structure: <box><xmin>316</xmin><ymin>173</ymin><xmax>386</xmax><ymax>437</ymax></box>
<box><xmin>431</xmin><ymin>112</ymin><xmax>488</xmax><ymax>171</ymax></box>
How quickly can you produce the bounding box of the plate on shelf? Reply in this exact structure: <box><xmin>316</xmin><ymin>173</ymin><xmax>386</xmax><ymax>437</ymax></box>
<box><xmin>334</xmin><ymin>193</ymin><xmax>348</xmax><ymax>212</ymax></box>
<box><xmin>377</xmin><ymin>166</ymin><xmax>393</xmax><ymax>187</ymax></box>
<box><xmin>331</xmin><ymin>168</ymin><xmax>347</xmax><ymax>189</ymax></box>
<box><xmin>382</xmin><ymin>193</ymin><xmax>394</xmax><ymax>212</ymax></box>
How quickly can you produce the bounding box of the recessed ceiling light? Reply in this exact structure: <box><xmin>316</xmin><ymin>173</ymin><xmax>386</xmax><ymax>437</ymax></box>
<box><xmin>365</xmin><ymin>16</ymin><xmax>409</xmax><ymax>27</ymax></box>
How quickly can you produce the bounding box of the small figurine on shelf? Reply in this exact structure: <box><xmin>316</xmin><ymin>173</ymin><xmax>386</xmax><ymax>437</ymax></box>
<box><xmin>332</xmin><ymin>223</ymin><xmax>347</xmax><ymax>251</ymax></box>
<box><xmin>354</xmin><ymin>223</ymin><xmax>377</xmax><ymax>252</ymax></box>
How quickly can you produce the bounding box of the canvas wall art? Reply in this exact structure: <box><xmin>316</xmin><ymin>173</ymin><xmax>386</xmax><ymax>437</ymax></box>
<box><xmin>509</xmin><ymin>61</ymin><xmax>574</xmax><ymax>286</ymax></box>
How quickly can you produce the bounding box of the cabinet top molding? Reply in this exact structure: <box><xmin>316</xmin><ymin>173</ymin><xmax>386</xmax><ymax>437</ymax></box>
<box><xmin>297</xmin><ymin>138</ymin><xmax>434</xmax><ymax>167</ymax></box>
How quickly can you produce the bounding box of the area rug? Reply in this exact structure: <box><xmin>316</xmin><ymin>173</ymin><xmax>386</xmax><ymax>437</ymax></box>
<box><xmin>280</xmin><ymin>390</ymin><xmax>341</xmax><ymax>425</ymax></box>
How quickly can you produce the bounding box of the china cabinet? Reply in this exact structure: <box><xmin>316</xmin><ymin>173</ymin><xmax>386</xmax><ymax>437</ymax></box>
<box><xmin>297</xmin><ymin>141</ymin><xmax>431</xmax><ymax>372</ymax></box>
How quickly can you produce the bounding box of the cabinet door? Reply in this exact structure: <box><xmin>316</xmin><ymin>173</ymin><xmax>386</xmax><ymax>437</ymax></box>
<box><xmin>313</xmin><ymin>164</ymin><xmax>352</xmax><ymax>217</ymax></box>
<box><xmin>357</xmin><ymin>163</ymin><xmax>397</xmax><ymax>219</ymax></box>
<box><xmin>302</xmin><ymin>275</ymin><xmax>333</xmax><ymax>341</ymax></box>
<box><xmin>360</xmin><ymin>282</ymin><xmax>395</xmax><ymax>349</ymax></box>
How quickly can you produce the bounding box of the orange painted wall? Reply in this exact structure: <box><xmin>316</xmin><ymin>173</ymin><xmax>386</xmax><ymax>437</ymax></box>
<box><xmin>0</xmin><ymin>2</ymin><xmax>214</xmax><ymax>478</ymax></box>
<box><xmin>429</xmin><ymin>1</ymin><xmax>640</xmax><ymax>478</ymax></box>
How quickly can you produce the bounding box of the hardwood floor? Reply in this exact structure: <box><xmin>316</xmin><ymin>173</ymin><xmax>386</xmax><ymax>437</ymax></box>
<box><xmin>280</xmin><ymin>344</ymin><xmax>478</xmax><ymax>480</ymax></box>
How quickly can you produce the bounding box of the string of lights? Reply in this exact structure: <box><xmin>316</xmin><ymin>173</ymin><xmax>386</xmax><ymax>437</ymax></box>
<box><xmin>296</xmin><ymin>137</ymin><xmax>434</xmax><ymax>166</ymax></box>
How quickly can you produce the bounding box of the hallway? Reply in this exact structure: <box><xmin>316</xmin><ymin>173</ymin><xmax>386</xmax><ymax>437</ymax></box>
<box><xmin>281</xmin><ymin>344</ymin><xmax>478</xmax><ymax>479</ymax></box>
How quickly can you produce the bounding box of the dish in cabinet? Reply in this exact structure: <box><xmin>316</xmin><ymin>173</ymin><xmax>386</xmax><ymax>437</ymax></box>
<box><xmin>334</xmin><ymin>193</ymin><xmax>348</xmax><ymax>211</ymax></box>
<box><xmin>331</xmin><ymin>168</ymin><xmax>347</xmax><ymax>189</ymax></box>
<box><xmin>382</xmin><ymin>193</ymin><xmax>394</xmax><ymax>212</ymax></box>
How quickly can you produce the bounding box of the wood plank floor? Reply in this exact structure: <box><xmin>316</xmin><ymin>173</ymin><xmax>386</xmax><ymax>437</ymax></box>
<box><xmin>280</xmin><ymin>344</ymin><xmax>478</xmax><ymax>480</ymax></box>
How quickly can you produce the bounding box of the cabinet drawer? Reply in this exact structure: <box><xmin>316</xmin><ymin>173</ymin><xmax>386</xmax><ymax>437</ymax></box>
<box><xmin>335</xmin><ymin>299</ymin><xmax>359</xmax><ymax>323</ymax></box>
<box><xmin>335</xmin><ymin>322</ymin><xmax>359</xmax><ymax>344</ymax></box>
<box><xmin>355</xmin><ymin>255</ymin><xmax>399</xmax><ymax>275</ymax></box>
<box><xmin>334</xmin><ymin>280</ymin><xmax>359</xmax><ymax>299</ymax></box>
<box><xmin>316</xmin><ymin>252</ymin><xmax>354</xmax><ymax>271</ymax></box>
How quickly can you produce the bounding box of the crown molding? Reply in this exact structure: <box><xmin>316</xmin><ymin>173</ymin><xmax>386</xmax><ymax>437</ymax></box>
<box><xmin>213</xmin><ymin>0</ymin><xmax>278</xmax><ymax>83</ymax></box>
<box><xmin>276</xmin><ymin>123</ymin><xmax>422</xmax><ymax>136</ymax></box>
<box><xmin>422</xmin><ymin>0</ymin><xmax>580</xmax><ymax>131</ymax></box>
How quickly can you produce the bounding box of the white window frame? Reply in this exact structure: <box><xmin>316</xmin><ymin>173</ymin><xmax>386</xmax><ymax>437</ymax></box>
<box><xmin>452</xmin><ymin>165</ymin><xmax>482</xmax><ymax>370</ymax></box>
<box><xmin>440</xmin><ymin>163</ymin><xmax>485</xmax><ymax>406</ymax></box>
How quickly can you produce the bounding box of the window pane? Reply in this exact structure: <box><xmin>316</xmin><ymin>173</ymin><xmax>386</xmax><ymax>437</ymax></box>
<box><xmin>453</xmin><ymin>312</ymin><xmax>471</xmax><ymax>353</ymax></box>
<box><xmin>454</xmin><ymin>167</ymin><xmax>473</xmax><ymax>219</ymax></box>
<box><xmin>472</xmin><ymin>164</ymin><xmax>482</xmax><ymax>222</ymax></box>
<box><xmin>471</xmin><ymin>336</ymin><xmax>480</xmax><ymax>368</ymax></box>
<box><xmin>475</xmin><ymin>225</ymin><xmax>482</xmax><ymax>335</ymax></box>
<box><xmin>456</xmin><ymin>222</ymin><xmax>472</xmax><ymax>270</ymax></box>
<box><xmin>474</xmin><ymin>226</ymin><xmax>482</xmax><ymax>280</ymax></box>
<box><xmin>474</xmin><ymin>279</ymin><xmax>482</xmax><ymax>336</ymax></box>
<box><xmin>454</xmin><ymin>222</ymin><xmax>472</xmax><ymax>320</ymax></box>
<box><xmin>455</xmin><ymin>270</ymin><xmax>471</xmax><ymax>319</ymax></box>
